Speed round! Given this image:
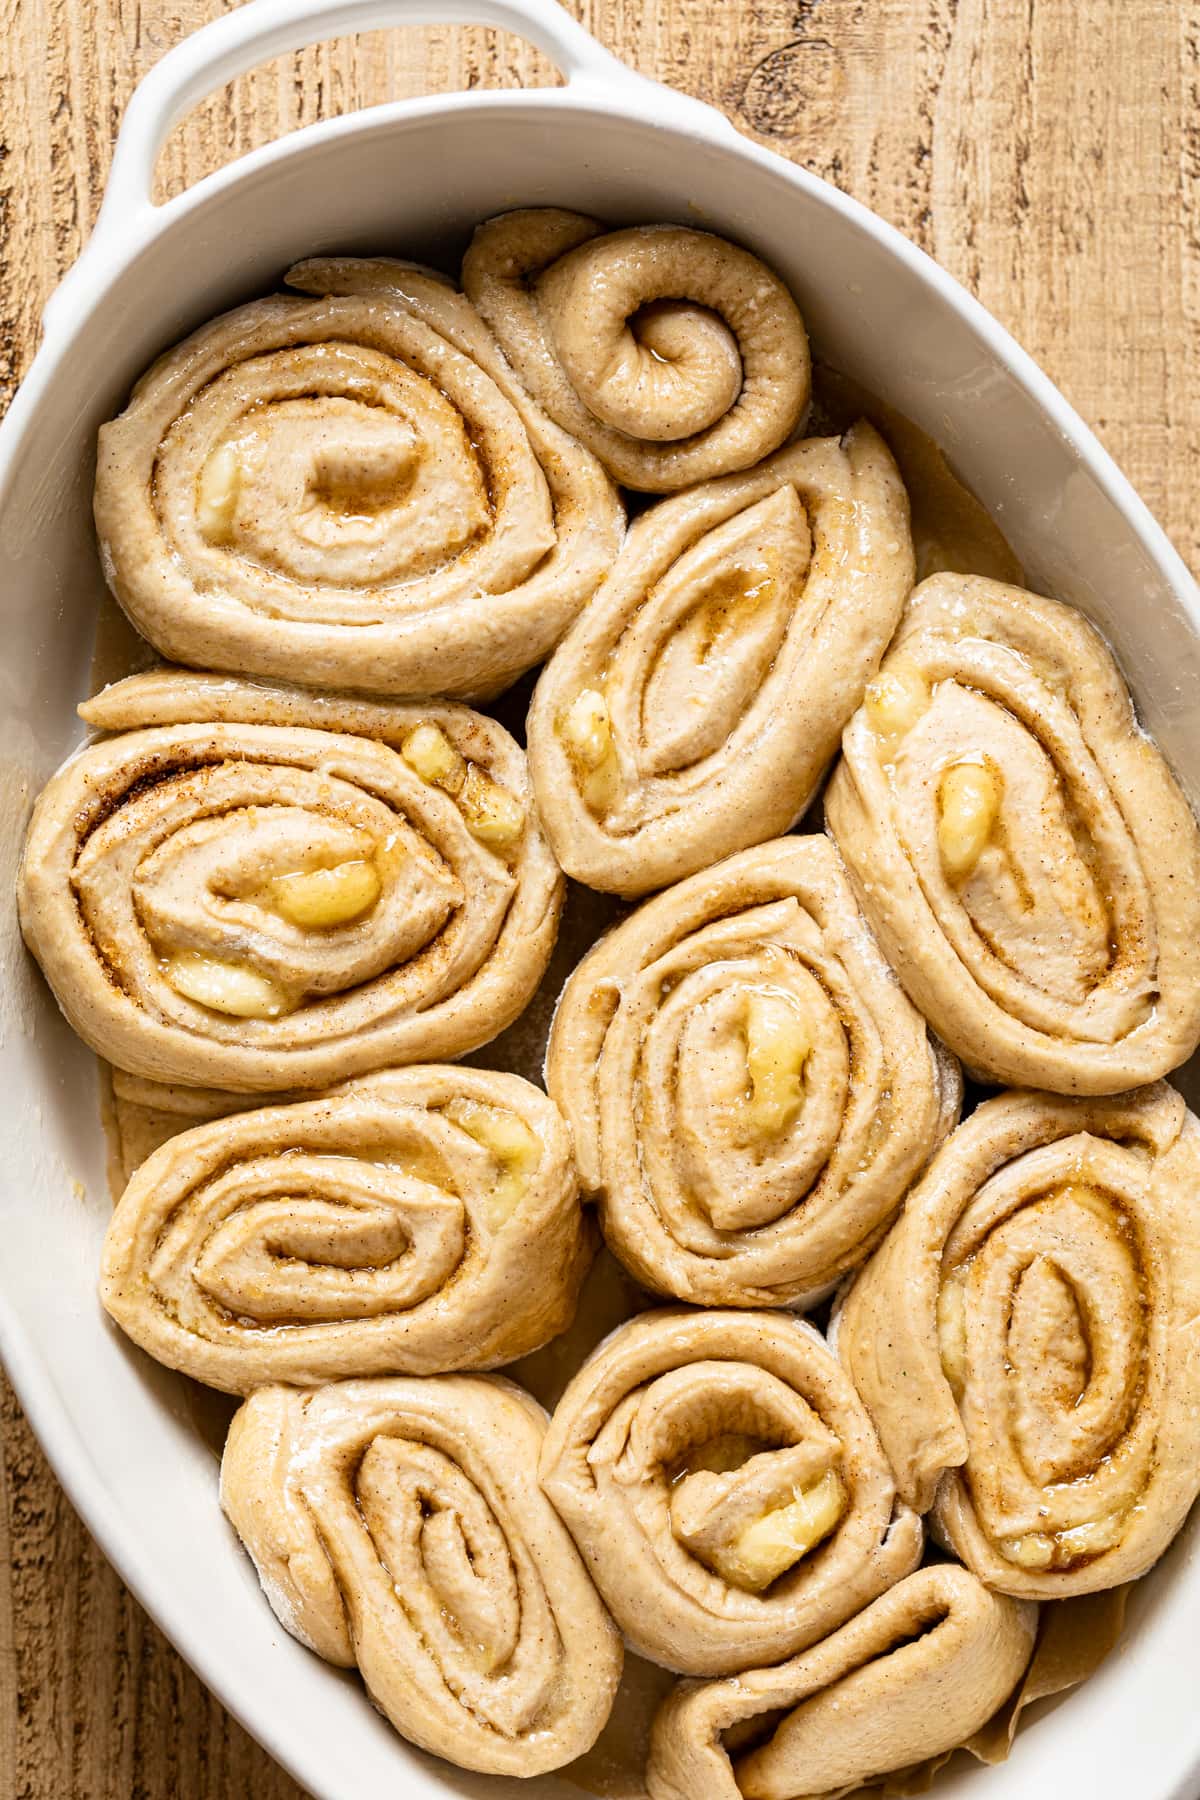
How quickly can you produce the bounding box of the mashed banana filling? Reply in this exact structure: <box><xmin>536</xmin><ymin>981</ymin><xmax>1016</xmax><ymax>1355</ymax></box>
<box><xmin>743</xmin><ymin>990</ymin><xmax>811</xmax><ymax>1138</ymax></box>
<box><xmin>560</xmin><ymin>687</ymin><xmax>618</xmax><ymax>813</ymax></box>
<box><xmin>444</xmin><ymin>1097</ymin><xmax>541</xmax><ymax>1227</ymax></box>
<box><xmin>196</xmin><ymin>440</ymin><xmax>242</xmax><ymax>542</ymax></box>
<box><xmin>403</xmin><ymin>723</ymin><xmax>525</xmax><ymax>849</ymax></box>
<box><xmin>162</xmin><ymin>949</ymin><xmax>297</xmax><ymax>1019</ymax></box>
<box><xmin>937</xmin><ymin>759</ymin><xmax>1003</xmax><ymax>880</ymax></box>
<box><xmin>863</xmin><ymin>662</ymin><xmax>930</xmax><ymax>751</ymax></box>
<box><xmin>270</xmin><ymin>858</ymin><xmax>383</xmax><ymax>928</ymax></box>
<box><xmin>675</xmin><ymin>1465</ymin><xmax>847</xmax><ymax>1592</ymax></box>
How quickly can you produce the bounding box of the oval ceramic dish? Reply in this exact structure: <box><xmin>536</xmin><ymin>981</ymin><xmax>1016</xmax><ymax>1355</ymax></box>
<box><xmin>2</xmin><ymin>2</ymin><xmax>1200</xmax><ymax>1797</ymax></box>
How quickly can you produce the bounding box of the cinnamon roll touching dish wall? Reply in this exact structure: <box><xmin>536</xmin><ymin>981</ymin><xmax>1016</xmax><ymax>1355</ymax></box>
<box><xmin>646</xmin><ymin>1564</ymin><xmax>1037</xmax><ymax>1800</ymax></box>
<box><xmin>100</xmin><ymin>1066</ymin><xmax>591</xmax><ymax>1391</ymax></box>
<box><xmin>835</xmin><ymin>1083</ymin><xmax>1200</xmax><ymax>1598</ymax></box>
<box><xmin>527</xmin><ymin>422</ymin><xmax>914</xmax><ymax>896</ymax></box>
<box><xmin>539</xmin><ymin>1309</ymin><xmax>923</xmax><ymax>1677</ymax></box>
<box><xmin>94</xmin><ymin>258</ymin><xmax>622</xmax><ymax>700</ymax></box>
<box><xmin>220</xmin><ymin>1374</ymin><xmax>622</xmax><ymax>1776</ymax></box>
<box><xmin>17</xmin><ymin>670</ymin><xmax>561</xmax><ymax>1090</ymax></box>
<box><xmin>825</xmin><ymin>572</ymin><xmax>1200</xmax><ymax>1093</ymax></box>
<box><xmin>462</xmin><ymin>210</ymin><xmax>810</xmax><ymax>492</ymax></box>
<box><xmin>546</xmin><ymin>835</ymin><xmax>961</xmax><ymax>1309</ymax></box>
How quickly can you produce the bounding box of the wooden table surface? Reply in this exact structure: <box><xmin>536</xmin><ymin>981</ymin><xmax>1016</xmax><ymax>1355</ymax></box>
<box><xmin>1</xmin><ymin>1</ymin><xmax>1198</xmax><ymax>1793</ymax></box>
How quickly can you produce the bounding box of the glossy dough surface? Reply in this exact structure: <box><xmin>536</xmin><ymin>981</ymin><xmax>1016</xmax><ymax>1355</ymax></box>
<box><xmin>835</xmin><ymin>1083</ymin><xmax>1200</xmax><ymax>1597</ymax></box>
<box><xmin>825</xmin><ymin>572</ymin><xmax>1200</xmax><ymax>1092</ymax></box>
<box><xmin>220</xmin><ymin>1374</ymin><xmax>622</xmax><ymax>1775</ymax></box>
<box><xmin>539</xmin><ymin>1309</ymin><xmax>923</xmax><ymax>1675</ymax></box>
<box><xmin>528</xmin><ymin>423</ymin><xmax>914</xmax><ymax>895</ymax></box>
<box><xmin>463</xmin><ymin>210</ymin><xmax>810</xmax><ymax>491</ymax></box>
<box><xmin>100</xmin><ymin>1066</ymin><xmax>592</xmax><ymax>1392</ymax></box>
<box><xmin>547</xmin><ymin>835</ymin><xmax>961</xmax><ymax>1307</ymax></box>
<box><xmin>94</xmin><ymin>259</ymin><xmax>623</xmax><ymax>699</ymax></box>
<box><xmin>646</xmin><ymin>1564</ymin><xmax>1037</xmax><ymax>1800</ymax></box>
<box><xmin>17</xmin><ymin>670</ymin><xmax>561</xmax><ymax>1089</ymax></box>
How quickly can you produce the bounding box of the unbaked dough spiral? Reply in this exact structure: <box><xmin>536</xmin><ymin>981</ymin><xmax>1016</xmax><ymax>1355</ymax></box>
<box><xmin>462</xmin><ymin>210</ymin><xmax>810</xmax><ymax>491</ymax></box>
<box><xmin>94</xmin><ymin>258</ymin><xmax>622</xmax><ymax>699</ymax></box>
<box><xmin>546</xmin><ymin>835</ymin><xmax>961</xmax><ymax>1308</ymax></box>
<box><xmin>825</xmin><ymin>571</ymin><xmax>1200</xmax><ymax>1093</ymax></box>
<box><xmin>646</xmin><ymin>1564</ymin><xmax>1037</xmax><ymax>1800</ymax></box>
<box><xmin>834</xmin><ymin>1083</ymin><xmax>1200</xmax><ymax>1597</ymax></box>
<box><xmin>100</xmin><ymin>1066</ymin><xmax>591</xmax><ymax>1391</ymax></box>
<box><xmin>539</xmin><ymin>1308</ymin><xmax>923</xmax><ymax>1676</ymax></box>
<box><xmin>221</xmin><ymin>1374</ymin><xmax>622</xmax><ymax>1775</ymax></box>
<box><xmin>18</xmin><ymin>669</ymin><xmax>561</xmax><ymax>1089</ymax></box>
<box><xmin>528</xmin><ymin>423</ymin><xmax>913</xmax><ymax>895</ymax></box>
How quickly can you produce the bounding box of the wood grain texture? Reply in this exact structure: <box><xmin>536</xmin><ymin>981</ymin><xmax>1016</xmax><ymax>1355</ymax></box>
<box><xmin>1</xmin><ymin>1</ymin><xmax>1198</xmax><ymax>1794</ymax></box>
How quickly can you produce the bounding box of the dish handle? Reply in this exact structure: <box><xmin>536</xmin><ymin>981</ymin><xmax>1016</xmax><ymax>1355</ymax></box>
<box><xmin>41</xmin><ymin>0</ymin><xmax>737</xmax><ymax>338</ymax></box>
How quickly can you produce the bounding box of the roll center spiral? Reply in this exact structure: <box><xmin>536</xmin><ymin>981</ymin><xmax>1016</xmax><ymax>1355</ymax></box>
<box><xmin>626</xmin><ymin>1363</ymin><xmax>847</xmax><ymax>1594</ymax></box>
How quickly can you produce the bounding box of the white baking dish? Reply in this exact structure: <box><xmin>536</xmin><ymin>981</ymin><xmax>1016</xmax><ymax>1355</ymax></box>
<box><xmin>2</xmin><ymin>1</ymin><xmax>1199</xmax><ymax>1795</ymax></box>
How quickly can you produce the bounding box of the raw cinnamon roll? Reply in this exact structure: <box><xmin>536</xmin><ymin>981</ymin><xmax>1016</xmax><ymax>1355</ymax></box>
<box><xmin>646</xmin><ymin>1565</ymin><xmax>1037</xmax><ymax>1800</ymax></box>
<box><xmin>100</xmin><ymin>1066</ymin><xmax>590</xmax><ymax>1391</ymax></box>
<box><xmin>825</xmin><ymin>572</ymin><xmax>1200</xmax><ymax>1093</ymax></box>
<box><xmin>94</xmin><ymin>258</ymin><xmax>622</xmax><ymax>699</ymax></box>
<box><xmin>17</xmin><ymin>670</ymin><xmax>561</xmax><ymax>1089</ymax></box>
<box><xmin>546</xmin><ymin>836</ymin><xmax>960</xmax><ymax>1308</ymax></box>
<box><xmin>221</xmin><ymin>1374</ymin><xmax>622</xmax><ymax>1775</ymax></box>
<box><xmin>539</xmin><ymin>1309</ymin><xmax>923</xmax><ymax>1676</ymax></box>
<box><xmin>835</xmin><ymin>1084</ymin><xmax>1200</xmax><ymax>1597</ymax></box>
<box><xmin>463</xmin><ymin>210</ymin><xmax>809</xmax><ymax>492</ymax></box>
<box><xmin>528</xmin><ymin>423</ymin><xmax>913</xmax><ymax>895</ymax></box>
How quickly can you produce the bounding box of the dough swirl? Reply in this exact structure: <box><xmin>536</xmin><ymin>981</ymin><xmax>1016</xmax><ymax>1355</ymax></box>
<box><xmin>539</xmin><ymin>1309</ymin><xmax>923</xmax><ymax>1676</ymax></box>
<box><xmin>18</xmin><ymin>669</ymin><xmax>561</xmax><ymax>1089</ymax></box>
<box><xmin>546</xmin><ymin>836</ymin><xmax>961</xmax><ymax>1308</ymax></box>
<box><xmin>221</xmin><ymin>1374</ymin><xmax>622</xmax><ymax>1775</ymax></box>
<box><xmin>646</xmin><ymin>1564</ymin><xmax>1037</xmax><ymax>1800</ymax></box>
<box><xmin>94</xmin><ymin>258</ymin><xmax>622</xmax><ymax>699</ymax></box>
<box><xmin>528</xmin><ymin>423</ymin><xmax>913</xmax><ymax>895</ymax></box>
<box><xmin>825</xmin><ymin>571</ymin><xmax>1200</xmax><ymax>1092</ymax></box>
<box><xmin>463</xmin><ymin>210</ymin><xmax>810</xmax><ymax>491</ymax></box>
<box><xmin>835</xmin><ymin>1083</ymin><xmax>1200</xmax><ymax>1597</ymax></box>
<box><xmin>100</xmin><ymin>1066</ymin><xmax>591</xmax><ymax>1391</ymax></box>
